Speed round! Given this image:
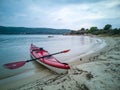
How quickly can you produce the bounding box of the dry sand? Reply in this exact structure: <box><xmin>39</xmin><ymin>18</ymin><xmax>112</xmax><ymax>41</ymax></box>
<box><xmin>0</xmin><ymin>36</ymin><xmax>120</xmax><ymax>90</ymax></box>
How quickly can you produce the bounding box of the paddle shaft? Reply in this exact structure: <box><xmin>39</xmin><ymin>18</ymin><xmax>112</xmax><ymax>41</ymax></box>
<box><xmin>26</xmin><ymin>51</ymin><xmax>65</xmax><ymax>62</ymax></box>
<box><xmin>4</xmin><ymin>49</ymin><xmax>70</xmax><ymax>69</ymax></box>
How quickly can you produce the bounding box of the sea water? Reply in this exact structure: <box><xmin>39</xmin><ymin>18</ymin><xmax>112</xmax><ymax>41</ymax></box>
<box><xmin>0</xmin><ymin>35</ymin><xmax>106</xmax><ymax>80</ymax></box>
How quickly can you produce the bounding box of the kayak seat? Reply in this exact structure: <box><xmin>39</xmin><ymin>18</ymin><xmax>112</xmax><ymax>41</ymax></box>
<box><xmin>62</xmin><ymin>63</ymin><xmax>68</xmax><ymax>65</ymax></box>
<box><xmin>39</xmin><ymin>48</ymin><xmax>43</xmax><ymax>50</ymax></box>
<box><xmin>45</xmin><ymin>55</ymin><xmax>52</xmax><ymax>58</ymax></box>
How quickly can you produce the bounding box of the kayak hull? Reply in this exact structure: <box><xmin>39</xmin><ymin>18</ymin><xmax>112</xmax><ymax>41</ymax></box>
<box><xmin>30</xmin><ymin>44</ymin><xmax>70</xmax><ymax>74</ymax></box>
<box><xmin>31</xmin><ymin>54</ymin><xmax>68</xmax><ymax>74</ymax></box>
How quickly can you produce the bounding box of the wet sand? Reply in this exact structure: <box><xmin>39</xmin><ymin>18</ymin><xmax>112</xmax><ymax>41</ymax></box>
<box><xmin>0</xmin><ymin>36</ymin><xmax>120</xmax><ymax>90</ymax></box>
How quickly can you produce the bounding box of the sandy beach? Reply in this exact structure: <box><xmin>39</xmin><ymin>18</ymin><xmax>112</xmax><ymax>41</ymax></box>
<box><xmin>0</xmin><ymin>36</ymin><xmax>120</xmax><ymax>90</ymax></box>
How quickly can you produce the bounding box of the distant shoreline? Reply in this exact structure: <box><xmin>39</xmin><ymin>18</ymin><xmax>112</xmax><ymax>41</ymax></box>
<box><xmin>0</xmin><ymin>26</ymin><xmax>71</xmax><ymax>35</ymax></box>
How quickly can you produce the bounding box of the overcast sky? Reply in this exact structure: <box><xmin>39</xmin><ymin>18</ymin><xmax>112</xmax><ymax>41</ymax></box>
<box><xmin>0</xmin><ymin>0</ymin><xmax>120</xmax><ymax>30</ymax></box>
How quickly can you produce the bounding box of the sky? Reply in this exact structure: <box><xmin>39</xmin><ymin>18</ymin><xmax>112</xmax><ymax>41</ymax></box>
<box><xmin>0</xmin><ymin>0</ymin><xmax>120</xmax><ymax>30</ymax></box>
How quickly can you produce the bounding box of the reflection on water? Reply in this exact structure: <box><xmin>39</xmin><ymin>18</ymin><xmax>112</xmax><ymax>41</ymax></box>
<box><xmin>0</xmin><ymin>35</ymin><xmax>106</xmax><ymax>80</ymax></box>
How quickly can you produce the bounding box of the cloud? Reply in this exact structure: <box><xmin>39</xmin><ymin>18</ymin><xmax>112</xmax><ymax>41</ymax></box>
<box><xmin>47</xmin><ymin>0</ymin><xmax>120</xmax><ymax>29</ymax></box>
<box><xmin>0</xmin><ymin>0</ymin><xmax>120</xmax><ymax>29</ymax></box>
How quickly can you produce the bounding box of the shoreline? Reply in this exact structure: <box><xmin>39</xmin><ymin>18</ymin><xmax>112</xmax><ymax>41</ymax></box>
<box><xmin>69</xmin><ymin>37</ymin><xmax>110</xmax><ymax>66</ymax></box>
<box><xmin>0</xmin><ymin>36</ymin><xmax>120</xmax><ymax>90</ymax></box>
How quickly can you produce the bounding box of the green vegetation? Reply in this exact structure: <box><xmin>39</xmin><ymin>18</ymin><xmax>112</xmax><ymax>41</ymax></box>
<box><xmin>68</xmin><ymin>24</ymin><xmax>120</xmax><ymax>36</ymax></box>
<box><xmin>0</xmin><ymin>24</ymin><xmax>119</xmax><ymax>36</ymax></box>
<box><xmin>0</xmin><ymin>26</ymin><xmax>71</xmax><ymax>35</ymax></box>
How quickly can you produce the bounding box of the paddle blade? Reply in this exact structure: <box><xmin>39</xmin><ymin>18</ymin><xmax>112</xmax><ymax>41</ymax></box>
<box><xmin>62</xmin><ymin>49</ymin><xmax>70</xmax><ymax>53</ymax></box>
<box><xmin>4</xmin><ymin>61</ymin><xmax>26</xmax><ymax>69</ymax></box>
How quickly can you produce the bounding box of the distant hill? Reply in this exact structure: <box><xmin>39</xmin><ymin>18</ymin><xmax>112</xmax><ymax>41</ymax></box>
<box><xmin>0</xmin><ymin>26</ymin><xmax>71</xmax><ymax>34</ymax></box>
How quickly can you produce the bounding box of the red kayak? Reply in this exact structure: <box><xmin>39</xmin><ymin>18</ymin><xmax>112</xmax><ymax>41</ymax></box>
<box><xmin>30</xmin><ymin>44</ymin><xmax>70</xmax><ymax>74</ymax></box>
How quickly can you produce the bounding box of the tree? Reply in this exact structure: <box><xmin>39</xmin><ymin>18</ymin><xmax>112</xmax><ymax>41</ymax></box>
<box><xmin>79</xmin><ymin>28</ymin><xmax>86</xmax><ymax>34</ymax></box>
<box><xmin>81</xmin><ymin>28</ymin><xmax>85</xmax><ymax>31</ymax></box>
<box><xmin>69</xmin><ymin>30</ymin><xmax>77</xmax><ymax>34</ymax></box>
<box><xmin>103</xmin><ymin>24</ymin><xmax>112</xmax><ymax>30</ymax></box>
<box><xmin>88</xmin><ymin>27</ymin><xmax>98</xmax><ymax>33</ymax></box>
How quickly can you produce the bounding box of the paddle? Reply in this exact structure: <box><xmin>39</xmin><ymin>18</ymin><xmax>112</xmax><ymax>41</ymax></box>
<box><xmin>3</xmin><ymin>49</ymin><xmax>70</xmax><ymax>69</ymax></box>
